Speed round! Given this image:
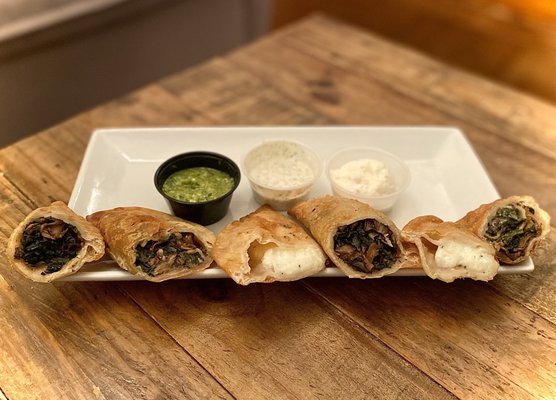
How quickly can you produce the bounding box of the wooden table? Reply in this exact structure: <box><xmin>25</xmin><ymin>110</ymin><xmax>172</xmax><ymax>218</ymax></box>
<box><xmin>1</xmin><ymin>14</ymin><xmax>555</xmax><ymax>399</ymax></box>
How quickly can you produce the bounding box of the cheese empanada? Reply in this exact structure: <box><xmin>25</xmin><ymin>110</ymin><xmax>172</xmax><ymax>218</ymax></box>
<box><xmin>402</xmin><ymin>215</ymin><xmax>499</xmax><ymax>282</ymax></box>
<box><xmin>212</xmin><ymin>205</ymin><xmax>326</xmax><ymax>285</ymax></box>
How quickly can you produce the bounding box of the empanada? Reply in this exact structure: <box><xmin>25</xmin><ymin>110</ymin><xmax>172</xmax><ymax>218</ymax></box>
<box><xmin>289</xmin><ymin>196</ymin><xmax>408</xmax><ymax>278</ymax></box>
<box><xmin>402</xmin><ymin>215</ymin><xmax>499</xmax><ymax>282</ymax></box>
<box><xmin>87</xmin><ymin>207</ymin><xmax>215</xmax><ymax>282</ymax></box>
<box><xmin>6</xmin><ymin>201</ymin><xmax>105</xmax><ymax>282</ymax></box>
<box><xmin>212</xmin><ymin>205</ymin><xmax>326</xmax><ymax>285</ymax></box>
<box><xmin>457</xmin><ymin>196</ymin><xmax>550</xmax><ymax>264</ymax></box>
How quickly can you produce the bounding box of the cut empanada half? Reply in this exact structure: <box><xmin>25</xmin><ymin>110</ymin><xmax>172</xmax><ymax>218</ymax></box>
<box><xmin>213</xmin><ymin>205</ymin><xmax>326</xmax><ymax>285</ymax></box>
<box><xmin>457</xmin><ymin>195</ymin><xmax>550</xmax><ymax>264</ymax></box>
<box><xmin>288</xmin><ymin>196</ymin><xmax>410</xmax><ymax>278</ymax></box>
<box><xmin>402</xmin><ymin>216</ymin><xmax>499</xmax><ymax>282</ymax></box>
<box><xmin>6</xmin><ymin>201</ymin><xmax>105</xmax><ymax>282</ymax></box>
<box><xmin>87</xmin><ymin>207</ymin><xmax>215</xmax><ymax>282</ymax></box>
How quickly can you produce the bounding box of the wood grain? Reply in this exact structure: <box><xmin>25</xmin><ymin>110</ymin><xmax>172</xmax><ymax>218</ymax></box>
<box><xmin>177</xmin><ymin>15</ymin><xmax>555</xmax><ymax>398</ymax></box>
<box><xmin>272</xmin><ymin>0</ymin><xmax>556</xmax><ymax>103</ymax></box>
<box><xmin>120</xmin><ymin>279</ymin><xmax>456</xmax><ymax>400</ymax></box>
<box><xmin>0</xmin><ymin>177</ymin><xmax>231</xmax><ymax>400</ymax></box>
<box><xmin>490</xmin><ymin>230</ymin><xmax>556</xmax><ymax>324</ymax></box>
<box><xmin>1</xmin><ymin>14</ymin><xmax>555</xmax><ymax>399</ymax></box>
<box><xmin>0</xmin><ymin>277</ymin><xmax>232</xmax><ymax>400</ymax></box>
<box><xmin>302</xmin><ymin>277</ymin><xmax>556</xmax><ymax>399</ymax></box>
<box><xmin>159</xmin><ymin>58</ymin><xmax>334</xmax><ymax>125</ymax></box>
<box><xmin>182</xmin><ymin>37</ymin><xmax>555</xmax><ymax>399</ymax></box>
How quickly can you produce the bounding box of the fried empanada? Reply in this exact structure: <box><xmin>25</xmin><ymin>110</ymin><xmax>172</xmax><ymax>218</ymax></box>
<box><xmin>6</xmin><ymin>201</ymin><xmax>105</xmax><ymax>282</ymax></box>
<box><xmin>212</xmin><ymin>205</ymin><xmax>326</xmax><ymax>285</ymax></box>
<box><xmin>288</xmin><ymin>196</ymin><xmax>408</xmax><ymax>278</ymax></box>
<box><xmin>402</xmin><ymin>215</ymin><xmax>499</xmax><ymax>282</ymax></box>
<box><xmin>457</xmin><ymin>195</ymin><xmax>550</xmax><ymax>264</ymax></box>
<box><xmin>87</xmin><ymin>207</ymin><xmax>215</xmax><ymax>282</ymax></box>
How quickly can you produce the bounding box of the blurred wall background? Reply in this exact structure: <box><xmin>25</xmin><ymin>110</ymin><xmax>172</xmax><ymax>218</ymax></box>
<box><xmin>0</xmin><ymin>0</ymin><xmax>271</xmax><ymax>147</ymax></box>
<box><xmin>2</xmin><ymin>0</ymin><xmax>555</xmax><ymax>148</ymax></box>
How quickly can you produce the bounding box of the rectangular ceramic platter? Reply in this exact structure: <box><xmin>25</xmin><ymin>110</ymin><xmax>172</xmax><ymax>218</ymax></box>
<box><xmin>66</xmin><ymin>126</ymin><xmax>533</xmax><ymax>281</ymax></box>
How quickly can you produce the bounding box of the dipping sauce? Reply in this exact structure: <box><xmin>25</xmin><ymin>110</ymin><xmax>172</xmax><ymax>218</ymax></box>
<box><xmin>330</xmin><ymin>158</ymin><xmax>395</xmax><ymax>196</ymax></box>
<box><xmin>247</xmin><ymin>141</ymin><xmax>315</xmax><ymax>188</ymax></box>
<box><xmin>243</xmin><ymin>140</ymin><xmax>321</xmax><ymax>210</ymax></box>
<box><xmin>162</xmin><ymin>167</ymin><xmax>234</xmax><ymax>203</ymax></box>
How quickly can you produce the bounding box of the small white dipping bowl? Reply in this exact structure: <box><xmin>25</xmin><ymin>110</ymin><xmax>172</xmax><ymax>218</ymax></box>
<box><xmin>326</xmin><ymin>147</ymin><xmax>410</xmax><ymax>212</ymax></box>
<box><xmin>243</xmin><ymin>139</ymin><xmax>322</xmax><ymax>211</ymax></box>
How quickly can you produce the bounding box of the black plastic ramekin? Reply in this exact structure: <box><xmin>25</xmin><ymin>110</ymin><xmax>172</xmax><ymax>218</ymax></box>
<box><xmin>154</xmin><ymin>151</ymin><xmax>241</xmax><ymax>225</ymax></box>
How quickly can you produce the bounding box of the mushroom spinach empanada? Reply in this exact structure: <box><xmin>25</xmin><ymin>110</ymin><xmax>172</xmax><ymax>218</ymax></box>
<box><xmin>289</xmin><ymin>196</ymin><xmax>410</xmax><ymax>278</ymax></box>
<box><xmin>87</xmin><ymin>207</ymin><xmax>215</xmax><ymax>282</ymax></box>
<box><xmin>6</xmin><ymin>201</ymin><xmax>104</xmax><ymax>282</ymax></box>
<box><xmin>457</xmin><ymin>196</ymin><xmax>550</xmax><ymax>264</ymax></box>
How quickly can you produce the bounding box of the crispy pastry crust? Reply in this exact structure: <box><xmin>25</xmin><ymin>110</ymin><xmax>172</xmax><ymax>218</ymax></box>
<box><xmin>402</xmin><ymin>215</ymin><xmax>499</xmax><ymax>282</ymax></box>
<box><xmin>87</xmin><ymin>207</ymin><xmax>215</xmax><ymax>282</ymax></box>
<box><xmin>6</xmin><ymin>201</ymin><xmax>105</xmax><ymax>282</ymax></box>
<box><xmin>457</xmin><ymin>195</ymin><xmax>550</xmax><ymax>264</ymax></box>
<box><xmin>288</xmin><ymin>195</ymin><xmax>410</xmax><ymax>278</ymax></box>
<box><xmin>213</xmin><ymin>205</ymin><xmax>326</xmax><ymax>284</ymax></box>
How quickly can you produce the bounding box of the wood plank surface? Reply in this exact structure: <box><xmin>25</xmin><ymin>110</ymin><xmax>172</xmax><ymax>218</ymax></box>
<box><xmin>162</xmin><ymin>22</ymin><xmax>556</xmax><ymax>397</ymax></box>
<box><xmin>0</xmin><ymin>14</ymin><xmax>555</xmax><ymax>399</ymax></box>
<box><xmin>272</xmin><ymin>0</ymin><xmax>556</xmax><ymax>103</ymax></box>
<box><xmin>303</xmin><ymin>277</ymin><xmax>556</xmax><ymax>399</ymax></box>
<box><xmin>270</xmin><ymin>16</ymin><xmax>556</xmax><ymax>158</ymax></box>
<box><xmin>0</xmin><ymin>176</ymin><xmax>232</xmax><ymax>400</ymax></box>
<box><xmin>121</xmin><ymin>280</ymin><xmax>455</xmax><ymax>399</ymax></box>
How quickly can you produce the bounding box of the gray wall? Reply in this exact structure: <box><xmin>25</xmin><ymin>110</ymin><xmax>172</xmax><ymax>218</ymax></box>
<box><xmin>0</xmin><ymin>0</ymin><xmax>271</xmax><ymax>148</ymax></box>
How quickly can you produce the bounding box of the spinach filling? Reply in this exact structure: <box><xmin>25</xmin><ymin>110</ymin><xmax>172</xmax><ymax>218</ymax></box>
<box><xmin>484</xmin><ymin>204</ymin><xmax>540</xmax><ymax>262</ymax></box>
<box><xmin>333</xmin><ymin>219</ymin><xmax>399</xmax><ymax>272</ymax></box>
<box><xmin>135</xmin><ymin>232</ymin><xmax>207</xmax><ymax>276</ymax></box>
<box><xmin>14</xmin><ymin>217</ymin><xmax>83</xmax><ymax>275</ymax></box>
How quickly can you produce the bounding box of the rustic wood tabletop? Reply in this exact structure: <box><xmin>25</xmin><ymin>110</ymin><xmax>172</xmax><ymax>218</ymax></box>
<box><xmin>1</xmin><ymin>14</ymin><xmax>555</xmax><ymax>399</ymax></box>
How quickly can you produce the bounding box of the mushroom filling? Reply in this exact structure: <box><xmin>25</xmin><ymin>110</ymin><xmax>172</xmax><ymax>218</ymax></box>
<box><xmin>14</xmin><ymin>217</ymin><xmax>83</xmax><ymax>275</ymax></box>
<box><xmin>333</xmin><ymin>219</ymin><xmax>399</xmax><ymax>272</ymax></box>
<box><xmin>135</xmin><ymin>232</ymin><xmax>207</xmax><ymax>277</ymax></box>
<box><xmin>484</xmin><ymin>203</ymin><xmax>540</xmax><ymax>262</ymax></box>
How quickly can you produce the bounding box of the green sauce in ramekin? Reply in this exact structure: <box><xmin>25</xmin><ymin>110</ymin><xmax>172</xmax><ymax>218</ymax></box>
<box><xmin>162</xmin><ymin>167</ymin><xmax>234</xmax><ymax>203</ymax></box>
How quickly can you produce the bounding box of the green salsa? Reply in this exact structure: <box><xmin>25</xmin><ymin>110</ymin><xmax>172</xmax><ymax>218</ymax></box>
<box><xmin>162</xmin><ymin>167</ymin><xmax>234</xmax><ymax>202</ymax></box>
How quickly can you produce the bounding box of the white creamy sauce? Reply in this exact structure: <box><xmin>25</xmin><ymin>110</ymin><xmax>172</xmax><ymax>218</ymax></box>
<box><xmin>435</xmin><ymin>240</ymin><xmax>497</xmax><ymax>274</ymax></box>
<box><xmin>257</xmin><ymin>246</ymin><xmax>325</xmax><ymax>278</ymax></box>
<box><xmin>330</xmin><ymin>159</ymin><xmax>395</xmax><ymax>196</ymax></box>
<box><xmin>248</xmin><ymin>142</ymin><xmax>315</xmax><ymax>188</ymax></box>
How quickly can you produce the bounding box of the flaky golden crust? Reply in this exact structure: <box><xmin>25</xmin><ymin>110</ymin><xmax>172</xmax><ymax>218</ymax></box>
<box><xmin>457</xmin><ymin>195</ymin><xmax>550</xmax><ymax>264</ymax></box>
<box><xmin>6</xmin><ymin>201</ymin><xmax>105</xmax><ymax>282</ymax></box>
<box><xmin>288</xmin><ymin>196</ymin><xmax>409</xmax><ymax>278</ymax></box>
<box><xmin>402</xmin><ymin>215</ymin><xmax>498</xmax><ymax>282</ymax></box>
<box><xmin>213</xmin><ymin>205</ymin><xmax>326</xmax><ymax>284</ymax></box>
<box><xmin>87</xmin><ymin>207</ymin><xmax>215</xmax><ymax>282</ymax></box>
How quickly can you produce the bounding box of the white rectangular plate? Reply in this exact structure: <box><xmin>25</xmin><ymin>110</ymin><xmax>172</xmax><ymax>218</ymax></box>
<box><xmin>66</xmin><ymin>126</ymin><xmax>533</xmax><ymax>281</ymax></box>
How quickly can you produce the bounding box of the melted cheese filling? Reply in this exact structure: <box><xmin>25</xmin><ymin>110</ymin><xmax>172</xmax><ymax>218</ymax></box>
<box><xmin>248</xmin><ymin>242</ymin><xmax>325</xmax><ymax>280</ymax></box>
<box><xmin>435</xmin><ymin>239</ymin><xmax>497</xmax><ymax>276</ymax></box>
